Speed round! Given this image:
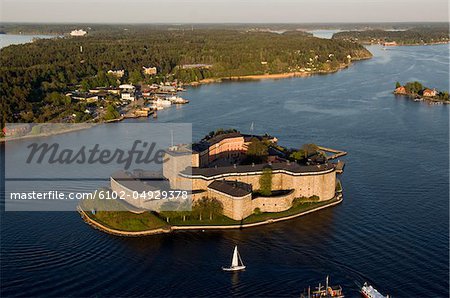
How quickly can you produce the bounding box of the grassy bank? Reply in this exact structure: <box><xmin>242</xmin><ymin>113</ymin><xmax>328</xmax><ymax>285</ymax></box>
<box><xmin>243</xmin><ymin>198</ymin><xmax>338</xmax><ymax>224</ymax></box>
<box><xmin>80</xmin><ymin>189</ymin><xmax>341</xmax><ymax>233</ymax></box>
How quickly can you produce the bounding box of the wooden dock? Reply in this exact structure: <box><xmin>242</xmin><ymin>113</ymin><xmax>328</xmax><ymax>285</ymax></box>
<box><xmin>318</xmin><ymin>146</ymin><xmax>347</xmax><ymax>160</ymax></box>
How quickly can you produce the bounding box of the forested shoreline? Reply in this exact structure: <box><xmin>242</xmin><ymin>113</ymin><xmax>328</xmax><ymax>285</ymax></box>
<box><xmin>332</xmin><ymin>26</ymin><xmax>449</xmax><ymax>45</ymax></box>
<box><xmin>1</xmin><ymin>27</ymin><xmax>372</xmax><ymax>125</ymax></box>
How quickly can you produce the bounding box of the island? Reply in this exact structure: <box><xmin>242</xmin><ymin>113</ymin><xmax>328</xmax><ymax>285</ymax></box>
<box><xmin>0</xmin><ymin>25</ymin><xmax>372</xmax><ymax>131</ymax></box>
<box><xmin>78</xmin><ymin>129</ymin><xmax>346</xmax><ymax>236</ymax></box>
<box><xmin>394</xmin><ymin>81</ymin><xmax>449</xmax><ymax>104</ymax></box>
<box><xmin>332</xmin><ymin>26</ymin><xmax>449</xmax><ymax>46</ymax></box>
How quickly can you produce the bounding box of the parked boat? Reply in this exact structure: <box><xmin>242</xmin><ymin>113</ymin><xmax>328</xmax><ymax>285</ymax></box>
<box><xmin>300</xmin><ymin>276</ymin><xmax>344</xmax><ymax>298</ymax></box>
<box><xmin>154</xmin><ymin>98</ymin><xmax>172</xmax><ymax>107</ymax></box>
<box><xmin>222</xmin><ymin>246</ymin><xmax>246</xmax><ymax>272</ymax></box>
<box><xmin>149</xmin><ymin>104</ymin><xmax>164</xmax><ymax>111</ymax></box>
<box><xmin>361</xmin><ymin>282</ymin><xmax>389</xmax><ymax>298</ymax></box>
<box><xmin>167</xmin><ymin>96</ymin><xmax>189</xmax><ymax>104</ymax></box>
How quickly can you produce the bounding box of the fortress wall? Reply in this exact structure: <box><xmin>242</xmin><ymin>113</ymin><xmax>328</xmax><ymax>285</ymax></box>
<box><xmin>251</xmin><ymin>192</ymin><xmax>295</xmax><ymax>213</ymax></box>
<box><xmin>110</xmin><ymin>178</ymin><xmax>143</xmax><ymax>209</ymax></box>
<box><xmin>206</xmin><ymin>189</ymin><xmax>252</xmax><ymax>220</ymax></box>
<box><xmin>184</xmin><ymin>170</ymin><xmax>336</xmax><ymax>201</ymax></box>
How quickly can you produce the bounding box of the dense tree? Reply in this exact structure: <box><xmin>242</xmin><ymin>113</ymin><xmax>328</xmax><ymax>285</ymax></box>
<box><xmin>333</xmin><ymin>27</ymin><xmax>449</xmax><ymax>45</ymax></box>
<box><xmin>259</xmin><ymin>167</ymin><xmax>273</xmax><ymax>196</ymax></box>
<box><xmin>301</xmin><ymin>143</ymin><xmax>320</xmax><ymax>158</ymax></box>
<box><xmin>193</xmin><ymin>197</ymin><xmax>223</xmax><ymax>220</ymax></box>
<box><xmin>1</xmin><ymin>28</ymin><xmax>371</xmax><ymax>124</ymax></box>
<box><xmin>290</xmin><ymin>149</ymin><xmax>307</xmax><ymax>162</ymax></box>
<box><xmin>103</xmin><ymin>104</ymin><xmax>120</xmax><ymax>121</ymax></box>
<box><xmin>405</xmin><ymin>81</ymin><xmax>424</xmax><ymax>94</ymax></box>
<box><xmin>129</xmin><ymin>70</ymin><xmax>144</xmax><ymax>85</ymax></box>
<box><xmin>246</xmin><ymin>138</ymin><xmax>269</xmax><ymax>158</ymax></box>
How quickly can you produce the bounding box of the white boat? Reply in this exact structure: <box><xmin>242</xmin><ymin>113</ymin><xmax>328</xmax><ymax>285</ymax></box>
<box><xmin>154</xmin><ymin>98</ymin><xmax>172</xmax><ymax>107</ymax></box>
<box><xmin>149</xmin><ymin>104</ymin><xmax>164</xmax><ymax>110</ymax></box>
<box><xmin>222</xmin><ymin>246</ymin><xmax>246</xmax><ymax>272</ymax></box>
<box><xmin>167</xmin><ymin>96</ymin><xmax>189</xmax><ymax>104</ymax></box>
<box><xmin>361</xmin><ymin>282</ymin><xmax>389</xmax><ymax>298</ymax></box>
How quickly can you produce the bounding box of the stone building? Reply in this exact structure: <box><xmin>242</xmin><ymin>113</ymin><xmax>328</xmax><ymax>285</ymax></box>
<box><xmin>111</xmin><ymin>132</ymin><xmax>337</xmax><ymax>220</ymax></box>
<box><xmin>162</xmin><ymin>132</ymin><xmax>337</xmax><ymax>220</ymax></box>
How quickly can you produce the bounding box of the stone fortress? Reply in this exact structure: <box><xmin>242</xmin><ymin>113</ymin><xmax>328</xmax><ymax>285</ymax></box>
<box><xmin>111</xmin><ymin>130</ymin><xmax>339</xmax><ymax>220</ymax></box>
<box><xmin>162</xmin><ymin>131</ymin><xmax>338</xmax><ymax>220</ymax></box>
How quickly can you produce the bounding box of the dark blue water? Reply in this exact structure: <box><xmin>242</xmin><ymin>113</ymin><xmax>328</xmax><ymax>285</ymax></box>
<box><xmin>1</xmin><ymin>45</ymin><xmax>448</xmax><ymax>297</ymax></box>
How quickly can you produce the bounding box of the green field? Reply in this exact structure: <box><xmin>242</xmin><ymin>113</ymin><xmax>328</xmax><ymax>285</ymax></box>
<box><xmin>80</xmin><ymin>189</ymin><xmax>339</xmax><ymax>232</ymax></box>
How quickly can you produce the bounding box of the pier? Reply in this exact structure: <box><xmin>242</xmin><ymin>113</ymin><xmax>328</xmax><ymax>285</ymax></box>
<box><xmin>318</xmin><ymin>146</ymin><xmax>347</xmax><ymax>160</ymax></box>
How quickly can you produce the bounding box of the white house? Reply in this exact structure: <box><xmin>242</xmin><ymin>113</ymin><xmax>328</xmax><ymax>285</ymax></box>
<box><xmin>143</xmin><ymin>66</ymin><xmax>157</xmax><ymax>75</ymax></box>
<box><xmin>108</xmin><ymin>70</ymin><xmax>125</xmax><ymax>78</ymax></box>
<box><xmin>119</xmin><ymin>84</ymin><xmax>136</xmax><ymax>101</ymax></box>
<box><xmin>121</xmin><ymin>92</ymin><xmax>135</xmax><ymax>101</ymax></box>
<box><xmin>70</xmin><ymin>29</ymin><xmax>87</xmax><ymax>37</ymax></box>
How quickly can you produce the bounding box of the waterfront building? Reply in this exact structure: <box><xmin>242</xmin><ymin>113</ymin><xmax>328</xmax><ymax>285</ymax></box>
<box><xmin>119</xmin><ymin>84</ymin><xmax>136</xmax><ymax>101</ymax></box>
<box><xmin>382</xmin><ymin>41</ymin><xmax>397</xmax><ymax>46</ymax></box>
<box><xmin>394</xmin><ymin>86</ymin><xmax>407</xmax><ymax>94</ymax></box>
<box><xmin>422</xmin><ymin>88</ymin><xmax>437</xmax><ymax>97</ymax></box>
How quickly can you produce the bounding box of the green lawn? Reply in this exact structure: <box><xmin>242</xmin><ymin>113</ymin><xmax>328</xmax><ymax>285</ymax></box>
<box><xmin>158</xmin><ymin>197</ymin><xmax>338</xmax><ymax>227</ymax></box>
<box><xmin>88</xmin><ymin>210</ymin><xmax>168</xmax><ymax>232</ymax></box>
<box><xmin>79</xmin><ymin>188</ymin><xmax>168</xmax><ymax>232</ymax></box>
<box><xmin>243</xmin><ymin>198</ymin><xmax>337</xmax><ymax>224</ymax></box>
<box><xmin>157</xmin><ymin>212</ymin><xmax>240</xmax><ymax>226</ymax></box>
<box><xmin>80</xmin><ymin>188</ymin><xmax>338</xmax><ymax>231</ymax></box>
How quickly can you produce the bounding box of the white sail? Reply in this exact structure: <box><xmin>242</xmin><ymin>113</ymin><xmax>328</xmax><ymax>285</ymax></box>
<box><xmin>222</xmin><ymin>245</ymin><xmax>246</xmax><ymax>271</ymax></box>
<box><xmin>231</xmin><ymin>246</ymin><xmax>239</xmax><ymax>267</ymax></box>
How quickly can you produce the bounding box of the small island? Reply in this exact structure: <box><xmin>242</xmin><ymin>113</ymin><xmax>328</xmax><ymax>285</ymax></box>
<box><xmin>79</xmin><ymin>129</ymin><xmax>346</xmax><ymax>236</ymax></box>
<box><xmin>394</xmin><ymin>81</ymin><xmax>449</xmax><ymax>104</ymax></box>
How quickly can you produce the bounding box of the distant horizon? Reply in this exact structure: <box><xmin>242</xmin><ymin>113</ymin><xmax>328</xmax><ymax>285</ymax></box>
<box><xmin>1</xmin><ymin>21</ymin><xmax>449</xmax><ymax>25</ymax></box>
<box><xmin>1</xmin><ymin>0</ymin><xmax>448</xmax><ymax>23</ymax></box>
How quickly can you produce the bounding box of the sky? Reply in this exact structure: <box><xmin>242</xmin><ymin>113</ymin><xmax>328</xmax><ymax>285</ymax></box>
<box><xmin>1</xmin><ymin>0</ymin><xmax>449</xmax><ymax>23</ymax></box>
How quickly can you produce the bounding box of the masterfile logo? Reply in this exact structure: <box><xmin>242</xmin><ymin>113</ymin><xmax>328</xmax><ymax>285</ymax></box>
<box><xmin>4</xmin><ymin>123</ymin><xmax>193</xmax><ymax>212</ymax></box>
<box><xmin>25</xmin><ymin>140</ymin><xmax>167</xmax><ymax>170</ymax></box>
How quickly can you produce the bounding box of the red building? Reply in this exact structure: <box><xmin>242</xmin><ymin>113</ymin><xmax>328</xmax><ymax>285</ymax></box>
<box><xmin>394</xmin><ymin>86</ymin><xmax>407</xmax><ymax>94</ymax></box>
<box><xmin>422</xmin><ymin>88</ymin><xmax>437</xmax><ymax>97</ymax></box>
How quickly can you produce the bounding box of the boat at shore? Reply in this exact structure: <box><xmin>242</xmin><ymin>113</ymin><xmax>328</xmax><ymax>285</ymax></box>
<box><xmin>167</xmin><ymin>95</ymin><xmax>189</xmax><ymax>104</ymax></box>
<box><xmin>361</xmin><ymin>282</ymin><xmax>389</xmax><ymax>298</ymax></box>
<box><xmin>150</xmin><ymin>98</ymin><xmax>172</xmax><ymax>108</ymax></box>
<box><xmin>222</xmin><ymin>246</ymin><xmax>246</xmax><ymax>272</ymax></box>
<box><xmin>300</xmin><ymin>276</ymin><xmax>344</xmax><ymax>298</ymax></box>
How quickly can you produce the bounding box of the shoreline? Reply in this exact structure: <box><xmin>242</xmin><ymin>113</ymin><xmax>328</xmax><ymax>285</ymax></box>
<box><xmin>78</xmin><ymin>194</ymin><xmax>343</xmax><ymax>237</ymax></box>
<box><xmin>394</xmin><ymin>93</ymin><xmax>450</xmax><ymax>105</ymax></box>
<box><xmin>190</xmin><ymin>59</ymin><xmax>371</xmax><ymax>86</ymax></box>
<box><xmin>364</xmin><ymin>41</ymin><xmax>449</xmax><ymax>47</ymax></box>
<box><xmin>0</xmin><ymin>123</ymin><xmax>96</xmax><ymax>143</ymax></box>
<box><xmin>2</xmin><ymin>59</ymin><xmax>369</xmax><ymax>142</ymax></box>
<box><xmin>0</xmin><ymin>117</ymin><xmax>125</xmax><ymax>143</ymax></box>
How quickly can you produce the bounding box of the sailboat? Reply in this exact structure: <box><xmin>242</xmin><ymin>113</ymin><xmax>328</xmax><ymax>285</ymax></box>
<box><xmin>222</xmin><ymin>246</ymin><xmax>246</xmax><ymax>272</ymax></box>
